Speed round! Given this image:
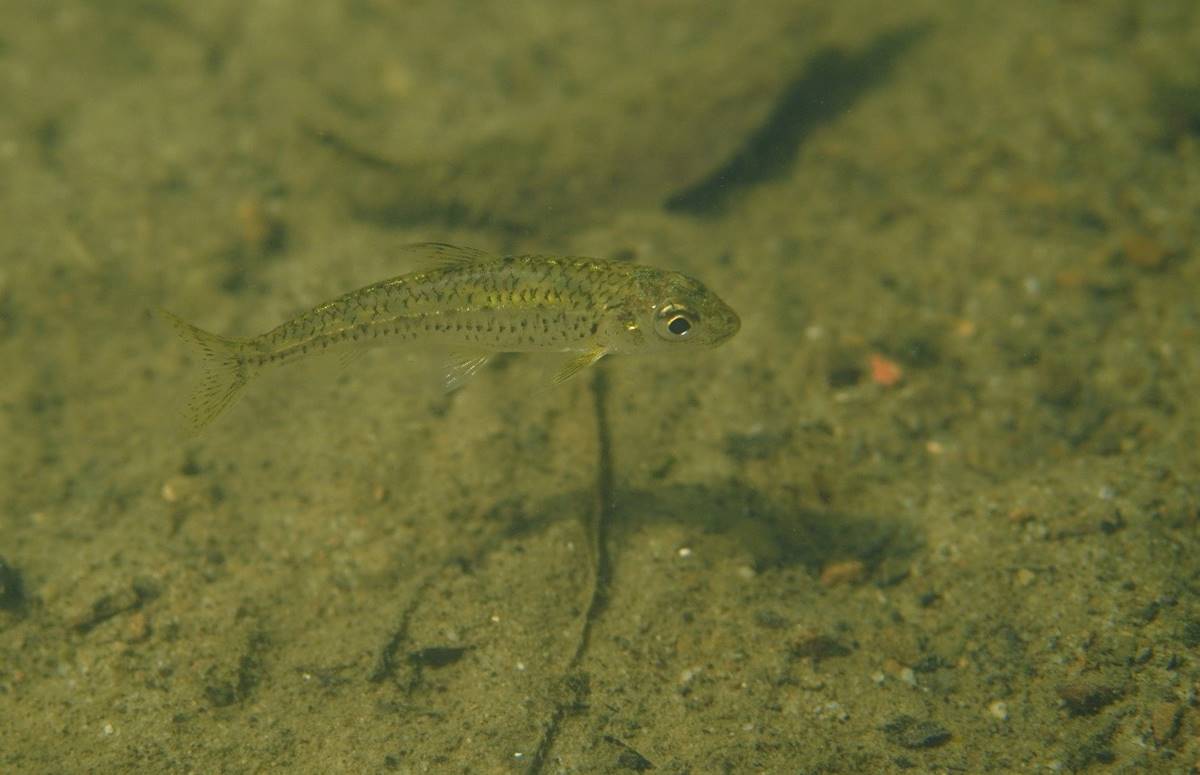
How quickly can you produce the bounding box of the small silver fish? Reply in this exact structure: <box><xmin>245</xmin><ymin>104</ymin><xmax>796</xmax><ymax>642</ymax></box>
<box><xmin>163</xmin><ymin>243</ymin><xmax>740</xmax><ymax>429</ymax></box>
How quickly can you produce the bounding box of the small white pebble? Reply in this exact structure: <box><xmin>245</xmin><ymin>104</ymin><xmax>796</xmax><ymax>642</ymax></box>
<box><xmin>736</xmin><ymin>565</ymin><xmax>756</xmax><ymax>580</ymax></box>
<box><xmin>871</xmin><ymin>671</ymin><xmax>886</xmax><ymax>685</ymax></box>
<box><xmin>515</xmin><ymin>661</ymin><xmax>526</xmax><ymax>672</ymax></box>
<box><xmin>677</xmin><ymin>547</ymin><xmax>692</xmax><ymax>558</ymax></box>
<box><xmin>988</xmin><ymin>700</ymin><xmax>1009</xmax><ymax>720</ymax></box>
<box><xmin>899</xmin><ymin>667</ymin><xmax>916</xmax><ymax>686</ymax></box>
<box><xmin>102</xmin><ymin>722</ymin><xmax>114</xmax><ymax>736</ymax></box>
<box><xmin>813</xmin><ymin>702</ymin><xmax>848</xmax><ymax>721</ymax></box>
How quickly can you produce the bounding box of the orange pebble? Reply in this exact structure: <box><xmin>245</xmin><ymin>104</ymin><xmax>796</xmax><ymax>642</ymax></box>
<box><xmin>868</xmin><ymin>353</ymin><xmax>903</xmax><ymax>387</ymax></box>
<box><xmin>1121</xmin><ymin>233</ymin><xmax>1167</xmax><ymax>270</ymax></box>
<box><xmin>820</xmin><ymin>559</ymin><xmax>865</xmax><ymax>586</ymax></box>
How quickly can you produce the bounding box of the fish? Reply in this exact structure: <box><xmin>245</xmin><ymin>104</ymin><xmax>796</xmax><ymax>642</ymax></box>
<box><xmin>162</xmin><ymin>242</ymin><xmax>740</xmax><ymax>430</ymax></box>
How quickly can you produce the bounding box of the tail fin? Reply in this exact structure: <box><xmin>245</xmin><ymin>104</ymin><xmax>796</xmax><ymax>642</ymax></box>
<box><xmin>159</xmin><ymin>309</ymin><xmax>256</xmax><ymax>432</ymax></box>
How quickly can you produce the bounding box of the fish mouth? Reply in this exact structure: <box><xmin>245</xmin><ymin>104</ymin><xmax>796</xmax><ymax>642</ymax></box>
<box><xmin>727</xmin><ymin>308</ymin><xmax>742</xmax><ymax>337</ymax></box>
<box><xmin>705</xmin><ymin>306</ymin><xmax>740</xmax><ymax>346</ymax></box>
<box><xmin>719</xmin><ymin>306</ymin><xmax>741</xmax><ymax>341</ymax></box>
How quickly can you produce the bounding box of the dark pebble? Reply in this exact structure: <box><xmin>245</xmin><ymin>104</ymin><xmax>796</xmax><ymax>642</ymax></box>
<box><xmin>1056</xmin><ymin>680</ymin><xmax>1122</xmax><ymax>716</ymax></box>
<box><xmin>408</xmin><ymin>646</ymin><xmax>469</xmax><ymax>668</ymax></box>
<box><xmin>881</xmin><ymin>715</ymin><xmax>952</xmax><ymax>749</ymax></box>
<box><xmin>754</xmin><ymin>609</ymin><xmax>789</xmax><ymax>629</ymax></box>
<box><xmin>1179</xmin><ymin>619</ymin><xmax>1200</xmax><ymax>648</ymax></box>
<box><xmin>0</xmin><ymin>556</ymin><xmax>26</xmax><ymax>612</ymax></box>
<box><xmin>791</xmin><ymin>633</ymin><xmax>852</xmax><ymax>659</ymax></box>
<box><xmin>205</xmin><ymin>682</ymin><xmax>238</xmax><ymax>707</ymax></box>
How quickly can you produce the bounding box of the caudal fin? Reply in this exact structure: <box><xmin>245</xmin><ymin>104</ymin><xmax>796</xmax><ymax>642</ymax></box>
<box><xmin>160</xmin><ymin>309</ymin><xmax>256</xmax><ymax>432</ymax></box>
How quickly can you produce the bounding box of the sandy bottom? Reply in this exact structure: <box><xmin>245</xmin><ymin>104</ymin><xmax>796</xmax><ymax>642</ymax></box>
<box><xmin>2</xmin><ymin>1</ymin><xmax>1199</xmax><ymax>772</ymax></box>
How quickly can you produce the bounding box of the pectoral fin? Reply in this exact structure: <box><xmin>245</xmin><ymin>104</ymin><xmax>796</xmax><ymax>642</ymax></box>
<box><xmin>552</xmin><ymin>347</ymin><xmax>607</xmax><ymax>384</ymax></box>
<box><xmin>336</xmin><ymin>344</ymin><xmax>370</xmax><ymax>369</ymax></box>
<box><xmin>444</xmin><ymin>350</ymin><xmax>492</xmax><ymax>391</ymax></box>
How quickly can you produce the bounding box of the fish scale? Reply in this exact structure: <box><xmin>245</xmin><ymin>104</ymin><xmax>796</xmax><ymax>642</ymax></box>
<box><xmin>161</xmin><ymin>243</ymin><xmax>739</xmax><ymax>431</ymax></box>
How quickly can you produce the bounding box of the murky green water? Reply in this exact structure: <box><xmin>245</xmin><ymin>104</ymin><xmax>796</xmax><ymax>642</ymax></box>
<box><xmin>3</xmin><ymin>2</ymin><xmax>1199</xmax><ymax>772</ymax></box>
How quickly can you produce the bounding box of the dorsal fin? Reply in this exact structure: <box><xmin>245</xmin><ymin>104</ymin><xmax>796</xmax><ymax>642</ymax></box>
<box><xmin>402</xmin><ymin>242</ymin><xmax>495</xmax><ymax>271</ymax></box>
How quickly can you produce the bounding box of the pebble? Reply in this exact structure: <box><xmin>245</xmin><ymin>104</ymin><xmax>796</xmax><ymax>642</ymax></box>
<box><xmin>1120</xmin><ymin>232</ymin><xmax>1166</xmax><ymax>270</ymax></box>
<box><xmin>791</xmin><ymin>632</ymin><xmax>851</xmax><ymax>659</ymax></box>
<box><xmin>1150</xmin><ymin>701</ymin><xmax>1182</xmax><ymax>745</ymax></box>
<box><xmin>881</xmin><ymin>715</ymin><xmax>951</xmax><ymax>749</ymax></box>
<box><xmin>820</xmin><ymin>560</ymin><xmax>865</xmax><ymax>587</ymax></box>
<box><xmin>236</xmin><ymin>198</ymin><xmax>285</xmax><ymax>254</ymax></box>
<box><xmin>125</xmin><ymin>611</ymin><xmax>151</xmax><ymax>644</ymax></box>
<box><xmin>0</xmin><ymin>556</ymin><xmax>26</xmax><ymax>612</ymax></box>
<box><xmin>1056</xmin><ymin>679</ymin><xmax>1122</xmax><ymax>716</ymax></box>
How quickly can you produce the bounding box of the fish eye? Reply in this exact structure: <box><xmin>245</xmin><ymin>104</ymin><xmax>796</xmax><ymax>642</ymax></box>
<box><xmin>655</xmin><ymin>305</ymin><xmax>695</xmax><ymax>339</ymax></box>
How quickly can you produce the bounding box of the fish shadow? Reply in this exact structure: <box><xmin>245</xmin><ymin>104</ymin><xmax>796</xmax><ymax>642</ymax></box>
<box><xmin>609</xmin><ymin>480</ymin><xmax>921</xmax><ymax>575</ymax></box>
<box><xmin>664</xmin><ymin>21</ymin><xmax>933</xmax><ymax>215</ymax></box>
<box><xmin>499</xmin><ymin>478</ymin><xmax>921</xmax><ymax>579</ymax></box>
<box><xmin>368</xmin><ymin>478</ymin><xmax>918</xmax><ymax>684</ymax></box>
